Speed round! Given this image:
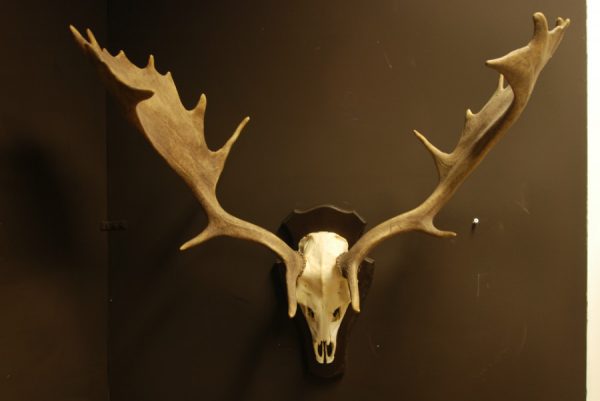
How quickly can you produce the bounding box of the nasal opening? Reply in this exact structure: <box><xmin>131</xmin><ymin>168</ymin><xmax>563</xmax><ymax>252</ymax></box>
<box><xmin>314</xmin><ymin>341</ymin><xmax>336</xmax><ymax>364</ymax></box>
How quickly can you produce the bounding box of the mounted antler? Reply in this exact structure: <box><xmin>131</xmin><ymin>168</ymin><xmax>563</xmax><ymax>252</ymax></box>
<box><xmin>69</xmin><ymin>26</ymin><xmax>305</xmax><ymax>318</ymax></box>
<box><xmin>337</xmin><ymin>13</ymin><xmax>570</xmax><ymax>312</ymax></box>
<box><xmin>71</xmin><ymin>11</ymin><xmax>569</xmax><ymax>372</ymax></box>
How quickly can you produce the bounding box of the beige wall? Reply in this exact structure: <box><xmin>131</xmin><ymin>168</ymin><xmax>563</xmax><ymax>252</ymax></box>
<box><xmin>588</xmin><ymin>2</ymin><xmax>598</xmax><ymax>401</ymax></box>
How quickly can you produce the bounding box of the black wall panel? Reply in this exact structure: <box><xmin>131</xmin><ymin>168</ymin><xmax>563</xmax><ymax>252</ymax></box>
<box><xmin>104</xmin><ymin>1</ymin><xmax>585</xmax><ymax>400</ymax></box>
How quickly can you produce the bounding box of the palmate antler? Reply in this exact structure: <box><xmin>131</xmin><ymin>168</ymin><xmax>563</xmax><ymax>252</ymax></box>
<box><xmin>338</xmin><ymin>13</ymin><xmax>570</xmax><ymax>312</ymax></box>
<box><xmin>71</xmin><ymin>12</ymin><xmax>569</xmax><ymax>321</ymax></box>
<box><xmin>69</xmin><ymin>26</ymin><xmax>305</xmax><ymax>317</ymax></box>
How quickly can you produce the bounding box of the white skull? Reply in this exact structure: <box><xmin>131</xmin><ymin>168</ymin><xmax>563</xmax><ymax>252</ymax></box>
<box><xmin>296</xmin><ymin>231</ymin><xmax>351</xmax><ymax>364</ymax></box>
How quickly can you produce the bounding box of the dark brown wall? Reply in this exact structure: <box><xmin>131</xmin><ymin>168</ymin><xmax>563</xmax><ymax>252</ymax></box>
<box><xmin>2</xmin><ymin>0</ymin><xmax>585</xmax><ymax>400</ymax></box>
<box><xmin>0</xmin><ymin>2</ymin><xmax>109</xmax><ymax>401</ymax></box>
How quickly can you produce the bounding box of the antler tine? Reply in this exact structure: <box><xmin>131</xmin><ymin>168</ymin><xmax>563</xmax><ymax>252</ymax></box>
<box><xmin>338</xmin><ymin>13</ymin><xmax>570</xmax><ymax>312</ymax></box>
<box><xmin>71</xmin><ymin>26</ymin><xmax>305</xmax><ymax>317</ymax></box>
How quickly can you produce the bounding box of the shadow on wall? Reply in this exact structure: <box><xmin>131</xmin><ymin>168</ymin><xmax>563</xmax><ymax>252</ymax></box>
<box><xmin>0</xmin><ymin>118</ymin><xmax>109</xmax><ymax>401</ymax></box>
<box><xmin>0</xmin><ymin>122</ymin><xmax>78</xmax><ymax>266</ymax></box>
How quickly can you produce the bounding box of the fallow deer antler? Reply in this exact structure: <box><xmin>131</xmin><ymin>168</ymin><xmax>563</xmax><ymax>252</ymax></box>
<box><xmin>70</xmin><ymin>26</ymin><xmax>305</xmax><ymax>318</ymax></box>
<box><xmin>338</xmin><ymin>13</ymin><xmax>570</xmax><ymax>312</ymax></box>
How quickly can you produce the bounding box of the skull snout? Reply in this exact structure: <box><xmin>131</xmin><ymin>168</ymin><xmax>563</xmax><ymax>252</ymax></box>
<box><xmin>314</xmin><ymin>340</ymin><xmax>336</xmax><ymax>364</ymax></box>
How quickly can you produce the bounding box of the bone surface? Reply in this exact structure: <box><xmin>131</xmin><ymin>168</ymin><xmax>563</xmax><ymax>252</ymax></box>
<box><xmin>296</xmin><ymin>232</ymin><xmax>351</xmax><ymax>364</ymax></box>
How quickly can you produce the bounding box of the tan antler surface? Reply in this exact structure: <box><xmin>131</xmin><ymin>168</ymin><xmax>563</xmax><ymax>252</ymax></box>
<box><xmin>70</xmin><ymin>26</ymin><xmax>304</xmax><ymax>317</ymax></box>
<box><xmin>338</xmin><ymin>13</ymin><xmax>570</xmax><ymax>312</ymax></box>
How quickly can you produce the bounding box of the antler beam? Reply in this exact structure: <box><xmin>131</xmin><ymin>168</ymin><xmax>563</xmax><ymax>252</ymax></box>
<box><xmin>70</xmin><ymin>26</ymin><xmax>305</xmax><ymax>317</ymax></box>
<box><xmin>338</xmin><ymin>13</ymin><xmax>570</xmax><ymax>312</ymax></box>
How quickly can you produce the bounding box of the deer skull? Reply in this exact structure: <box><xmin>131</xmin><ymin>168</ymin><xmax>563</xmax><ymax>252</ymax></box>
<box><xmin>296</xmin><ymin>232</ymin><xmax>351</xmax><ymax>364</ymax></box>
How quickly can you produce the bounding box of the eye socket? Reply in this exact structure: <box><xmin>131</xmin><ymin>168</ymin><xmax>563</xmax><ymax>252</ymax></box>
<box><xmin>307</xmin><ymin>307</ymin><xmax>315</xmax><ymax>319</ymax></box>
<box><xmin>333</xmin><ymin>307</ymin><xmax>341</xmax><ymax>320</ymax></box>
